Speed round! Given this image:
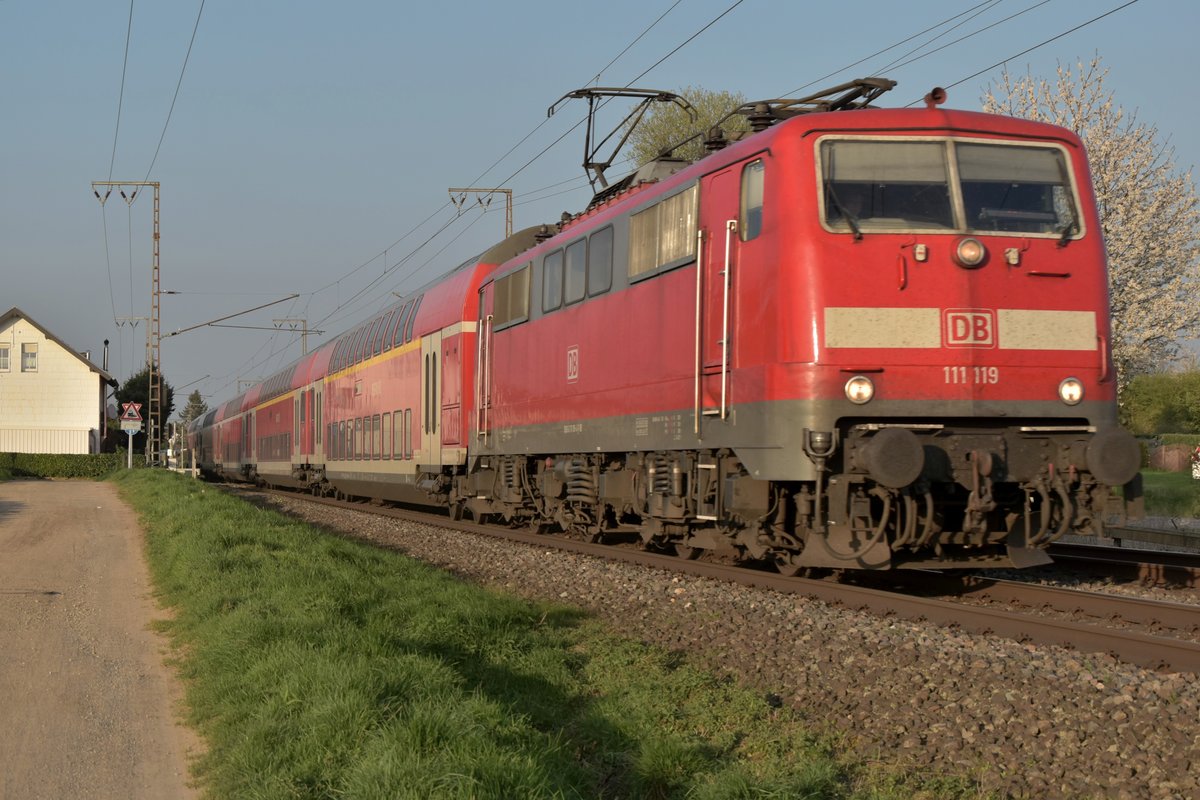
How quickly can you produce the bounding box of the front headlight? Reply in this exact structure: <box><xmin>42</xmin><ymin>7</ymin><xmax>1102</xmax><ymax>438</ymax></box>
<box><xmin>1058</xmin><ymin>377</ymin><xmax>1084</xmax><ymax>405</ymax></box>
<box><xmin>845</xmin><ymin>375</ymin><xmax>875</xmax><ymax>404</ymax></box>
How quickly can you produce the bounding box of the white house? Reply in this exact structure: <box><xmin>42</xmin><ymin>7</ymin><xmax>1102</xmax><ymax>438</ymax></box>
<box><xmin>0</xmin><ymin>307</ymin><xmax>117</xmax><ymax>454</ymax></box>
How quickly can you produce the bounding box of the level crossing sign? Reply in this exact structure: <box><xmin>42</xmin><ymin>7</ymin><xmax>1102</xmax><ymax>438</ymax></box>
<box><xmin>120</xmin><ymin>402</ymin><xmax>143</xmax><ymax>422</ymax></box>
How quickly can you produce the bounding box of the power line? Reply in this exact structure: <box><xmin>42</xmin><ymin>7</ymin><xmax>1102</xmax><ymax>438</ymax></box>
<box><xmin>107</xmin><ymin>0</ymin><xmax>134</xmax><ymax>181</ymax></box>
<box><xmin>879</xmin><ymin>0</ymin><xmax>1056</xmax><ymax>76</ymax></box>
<box><xmin>918</xmin><ymin>0</ymin><xmax>1143</xmax><ymax>102</ymax></box>
<box><xmin>780</xmin><ymin>0</ymin><xmax>1002</xmax><ymax>97</ymax></box>
<box><xmin>142</xmin><ymin>0</ymin><xmax>206</xmax><ymax>182</ymax></box>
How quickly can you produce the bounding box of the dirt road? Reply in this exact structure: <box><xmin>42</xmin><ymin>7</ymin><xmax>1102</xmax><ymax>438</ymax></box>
<box><xmin>0</xmin><ymin>479</ymin><xmax>199</xmax><ymax>800</ymax></box>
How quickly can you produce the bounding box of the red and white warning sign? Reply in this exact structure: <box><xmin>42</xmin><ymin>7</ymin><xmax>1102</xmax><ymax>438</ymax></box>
<box><xmin>120</xmin><ymin>402</ymin><xmax>143</xmax><ymax>422</ymax></box>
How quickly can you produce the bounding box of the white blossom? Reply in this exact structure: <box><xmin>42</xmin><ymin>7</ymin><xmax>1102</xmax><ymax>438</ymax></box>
<box><xmin>982</xmin><ymin>56</ymin><xmax>1200</xmax><ymax>392</ymax></box>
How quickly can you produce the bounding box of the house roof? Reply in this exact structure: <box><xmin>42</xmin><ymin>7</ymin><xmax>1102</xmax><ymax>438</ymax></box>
<box><xmin>1</xmin><ymin>306</ymin><xmax>118</xmax><ymax>388</ymax></box>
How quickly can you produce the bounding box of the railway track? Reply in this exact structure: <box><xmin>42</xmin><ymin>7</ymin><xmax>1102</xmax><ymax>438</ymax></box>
<box><xmin>1048</xmin><ymin>542</ymin><xmax>1200</xmax><ymax>588</ymax></box>
<box><xmin>241</xmin><ymin>486</ymin><xmax>1200</xmax><ymax>674</ymax></box>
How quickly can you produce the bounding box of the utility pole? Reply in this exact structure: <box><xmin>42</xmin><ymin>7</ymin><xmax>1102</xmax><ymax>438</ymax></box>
<box><xmin>273</xmin><ymin>318</ymin><xmax>313</xmax><ymax>355</ymax></box>
<box><xmin>449</xmin><ymin>187</ymin><xmax>513</xmax><ymax>238</ymax></box>
<box><xmin>94</xmin><ymin>180</ymin><xmax>162</xmax><ymax>466</ymax></box>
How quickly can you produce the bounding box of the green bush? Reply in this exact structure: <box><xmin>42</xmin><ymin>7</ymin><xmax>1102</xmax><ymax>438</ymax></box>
<box><xmin>0</xmin><ymin>451</ymin><xmax>138</xmax><ymax>479</ymax></box>
<box><xmin>1159</xmin><ymin>433</ymin><xmax>1200</xmax><ymax>446</ymax></box>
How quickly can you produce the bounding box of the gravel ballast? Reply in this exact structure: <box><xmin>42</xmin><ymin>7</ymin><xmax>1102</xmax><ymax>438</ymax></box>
<box><xmin>251</xmin><ymin>492</ymin><xmax>1199</xmax><ymax>800</ymax></box>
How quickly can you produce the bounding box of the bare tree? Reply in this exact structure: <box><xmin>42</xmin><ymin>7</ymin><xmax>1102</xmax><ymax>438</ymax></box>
<box><xmin>625</xmin><ymin>85</ymin><xmax>748</xmax><ymax>166</ymax></box>
<box><xmin>983</xmin><ymin>56</ymin><xmax>1200</xmax><ymax>390</ymax></box>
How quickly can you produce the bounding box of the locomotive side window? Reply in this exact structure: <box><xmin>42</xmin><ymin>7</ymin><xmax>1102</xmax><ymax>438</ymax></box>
<box><xmin>588</xmin><ymin>226</ymin><xmax>613</xmax><ymax>296</ymax></box>
<box><xmin>957</xmin><ymin>143</ymin><xmax>1078</xmax><ymax>235</ymax></box>
<box><xmin>821</xmin><ymin>140</ymin><xmax>953</xmax><ymax>231</ymax></box>
<box><xmin>564</xmin><ymin>239</ymin><xmax>587</xmax><ymax>305</ymax></box>
<box><xmin>493</xmin><ymin>264</ymin><xmax>530</xmax><ymax>328</ymax></box>
<box><xmin>740</xmin><ymin>160</ymin><xmax>765</xmax><ymax>241</ymax></box>
<box><xmin>629</xmin><ymin>184</ymin><xmax>697</xmax><ymax>279</ymax></box>
<box><xmin>542</xmin><ymin>249</ymin><xmax>564</xmax><ymax>312</ymax></box>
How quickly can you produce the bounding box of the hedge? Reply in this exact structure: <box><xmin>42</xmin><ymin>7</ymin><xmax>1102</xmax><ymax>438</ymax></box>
<box><xmin>0</xmin><ymin>451</ymin><xmax>143</xmax><ymax>480</ymax></box>
<box><xmin>1158</xmin><ymin>433</ymin><xmax>1200</xmax><ymax>446</ymax></box>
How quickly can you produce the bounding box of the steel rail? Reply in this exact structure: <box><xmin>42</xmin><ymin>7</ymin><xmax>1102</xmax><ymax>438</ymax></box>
<box><xmin>240</xmin><ymin>487</ymin><xmax>1200</xmax><ymax>674</ymax></box>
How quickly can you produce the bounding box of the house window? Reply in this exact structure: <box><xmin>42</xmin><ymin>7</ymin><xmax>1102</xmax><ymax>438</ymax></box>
<box><xmin>0</xmin><ymin>346</ymin><xmax>8</xmax><ymax>371</ymax></box>
<box><xmin>21</xmin><ymin>343</ymin><xmax>37</xmax><ymax>372</ymax></box>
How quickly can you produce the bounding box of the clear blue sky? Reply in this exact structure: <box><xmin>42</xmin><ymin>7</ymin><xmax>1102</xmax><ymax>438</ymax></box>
<box><xmin>2</xmin><ymin>0</ymin><xmax>1196</xmax><ymax>411</ymax></box>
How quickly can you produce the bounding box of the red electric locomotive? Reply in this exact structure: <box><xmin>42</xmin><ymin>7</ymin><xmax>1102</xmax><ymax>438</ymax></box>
<box><xmin>190</xmin><ymin>80</ymin><xmax>1141</xmax><ymax>571</ymax></box>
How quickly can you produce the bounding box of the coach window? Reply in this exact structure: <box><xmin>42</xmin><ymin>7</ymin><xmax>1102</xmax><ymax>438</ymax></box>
<box><xmin>404</xmin><ymin>295</ymin><xmax>423</xmax><ymax>342</ymax></box>
<box><xmin>392</xmin><ymin>409</ymin><xmax>403</xmax><ymax>458</ymax></box>
<box><xmin>393</xmin><ymin>301</ymin><xmax>411</xmax><ymax>348</ymax></box>
<box><xmin>372</xmin><ymin>315</ymin><xmax>387</xmax><ymax>356</ymax></box>
<box><xmin>564</xmin><ymin>239</ymin><xmax>587</xmax><ymax>305</ymax></box>
<box><xmin>542</xmin><ymin>249</ymin><xmax>564</xmax><ymax>312</ymax></box>
<box><xmin>587</xmin><ymin>226</ymin><xmax>613</xmax><ymax>296</ymax></box>
<box><xmin>740</xmin><ymin>159</ymin><xmax>765</xmax><ymax>241</ymax></box>
<box><xmin>382</xmin><ymin>412</ymin><xmax>392</xmax><ymax>459</ymax></box>
<box><xmin>21</xmin><ymin>343</ymin><xmax>37</xmax><ymax>372</ymax></box>
<box><xmin>372</xmin><ymin>414</ymin><xmax>382</xmax><ymax>459</ymax></box>
<box><xmin>365</xmin><ymin>318</ymin><xmax>382</xmax><ymax>360</ymax></box>
<box><xmin>382</xmin><ymin>309</ymin><xmax>399</xmax><ymax>352</ymax></box>
<box><xmin>404</xmin><ymin>408</ymin><xmax>413</xmax><ymax>459</ymax></box>
<box><xmin>493</xmin><ymin>264</ymin><xmax>530</xmax><ymax>329</ymax></box>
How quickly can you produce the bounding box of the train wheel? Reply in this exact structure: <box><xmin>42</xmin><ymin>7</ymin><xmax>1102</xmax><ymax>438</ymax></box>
<box><xmin>773</xmin><ymin>554</ymin><xmax>804</xmax><ymax>577</ymax></box>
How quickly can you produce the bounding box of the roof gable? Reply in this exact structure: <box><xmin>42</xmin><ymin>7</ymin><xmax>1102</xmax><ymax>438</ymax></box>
<box><xmin>0</xmin><ymin>306</ymin><xmax>118</xmax><ymax>387</ymax></box>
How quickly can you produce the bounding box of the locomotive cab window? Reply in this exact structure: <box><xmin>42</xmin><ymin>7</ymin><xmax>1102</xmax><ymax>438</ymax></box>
<box><xmin>740</xmin><ymin>160</ymin><xmax>765</xmax><ymax>241</ymax></box>
<box><xmin>957</xmin><ymin>143</ymin><xmax>1079</xmax><ymax>235</ymax></box>
<box><xmin>819</xmin><ymin>137</ymin><xmax>1081</xmax><ymax>238</ymax></box>
<box><xmin>821</xmin><ymin>140</ymin><xmax>953</xmax><ymax>232</ymax></box>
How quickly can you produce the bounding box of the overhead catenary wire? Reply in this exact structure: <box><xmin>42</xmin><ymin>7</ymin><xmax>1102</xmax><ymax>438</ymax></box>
<box><xmin>304</xmin><ymin>0</ymin><xmax>744</xmax><ymax>335</ymax></box>
<box><xmin>142</xmin><ymin>0</ymin><xmax>207</xmax><ymax>182</ymax></box>
<box><xmin>924</xmin><ymin>0</ymin><xmax>1143</xmax><ymax>102</ymax></box>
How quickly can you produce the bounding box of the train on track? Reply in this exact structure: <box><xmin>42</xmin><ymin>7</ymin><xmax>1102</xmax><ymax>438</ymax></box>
<box><xmin>188</xmin><ymin>79</ymin><xmax>1142</xmax><ymax>572</ymax></box>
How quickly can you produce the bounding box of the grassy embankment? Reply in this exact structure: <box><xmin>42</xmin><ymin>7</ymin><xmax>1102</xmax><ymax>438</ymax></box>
<box><xmin>114</xmin><ymin>469</ymin><xmax>980</xmax><ymax>799</ymax></box>
<box><xmin>1140</xmin><ymin>469</ymin><xmax>1200</xmax><ymax>517</ymax></box>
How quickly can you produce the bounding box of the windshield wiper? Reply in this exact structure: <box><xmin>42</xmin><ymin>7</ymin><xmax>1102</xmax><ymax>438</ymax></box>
<box><xmin>1057</xmin><ymin>218</ymin><xmax>1078</xmax><ymax>248</ymax></box>
<box><xmin>824</xmin><ymin>181</ymin><xmax>862</xmax><ymax>240</ymax></box>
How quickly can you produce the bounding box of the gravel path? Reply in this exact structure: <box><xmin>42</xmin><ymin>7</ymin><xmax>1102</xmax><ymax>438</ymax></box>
<box><xmin>253</xmin><ymin>491</ymin><xmax>1199</xmax><ymax>800</ymax></box>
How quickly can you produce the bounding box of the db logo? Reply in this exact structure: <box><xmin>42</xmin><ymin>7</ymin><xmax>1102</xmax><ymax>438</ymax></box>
<box><xmin>566</xmin><ymin>346</ymin><xmax>580</xmax><ymax>383</ymax></box>
<box><xmin>943</xmin><ymin>309</ymin><xmax>995</xmax><ymax>348</ymax></box>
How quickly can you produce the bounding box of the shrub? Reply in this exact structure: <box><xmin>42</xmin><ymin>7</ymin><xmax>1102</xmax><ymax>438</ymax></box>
<box><xmin>0</xmin><ymin>451</ymin><xmax>136</xmax><ymax>479</ymax></box>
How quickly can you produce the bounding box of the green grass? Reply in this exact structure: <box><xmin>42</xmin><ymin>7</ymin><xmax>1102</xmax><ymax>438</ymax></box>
<box><xmin>1141</xmin><ymin>469</ymin><xmax>1200</xmax><ymax>517</ymax></box>
<box><xmin>115</xmin><ymin>470</ymin><xmax>984</xmax><ymax>799</ymax></box>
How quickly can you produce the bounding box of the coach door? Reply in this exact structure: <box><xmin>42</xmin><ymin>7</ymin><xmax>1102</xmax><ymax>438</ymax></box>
<box><xmin>421</xmin><ymin>331</ymin><xmax>443</xmax><ymax>466</ymax></box>
<box><xmin>475</xmin><ymin>283</ymin><xmax>495</xmax><ymax>444</ymax></box>
<box><xmin>697</xmin><ymin>164</ymin><xmax>741</xmax><ymax>428</ymax></box>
